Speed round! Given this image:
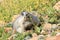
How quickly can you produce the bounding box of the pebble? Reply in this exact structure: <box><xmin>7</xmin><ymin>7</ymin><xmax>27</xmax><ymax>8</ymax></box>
<box><xmin>24</xmin><ymin>36</ymin><xmax>31</xmax><ymax>40</ymax></box>
<box><xmin>38</xmin><ymin>35</ymin><xmax>45</xmax><ymax>40</ymax></box>
<box><xmin>51</xmin><ymin>24</ymin><xmax>58</xmax><ymax>30</ymax></box>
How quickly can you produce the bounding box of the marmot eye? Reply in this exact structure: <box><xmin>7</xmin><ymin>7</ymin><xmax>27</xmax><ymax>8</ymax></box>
<box><xmin>21</xmin><ymin>12</ymin><xmax>28</xmax><ymax>16</ymax></box>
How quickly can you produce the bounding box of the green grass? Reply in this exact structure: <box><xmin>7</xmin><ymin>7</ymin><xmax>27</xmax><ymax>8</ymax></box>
<box><xmin>0</xmin><ymin>0</ymin><xmax>60</xmax><ymax>23</ymax></box>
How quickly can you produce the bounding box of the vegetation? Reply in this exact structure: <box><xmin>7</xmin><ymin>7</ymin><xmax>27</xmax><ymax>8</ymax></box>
<box><xmin>0</xmin><ymin>0</ymin><xmax>60</xmax><ymax>22</ymax></box>
<box><xmin>0</xmin><ymin>0</ymin><xmax>60</xmax><ymax>40</ymax></box>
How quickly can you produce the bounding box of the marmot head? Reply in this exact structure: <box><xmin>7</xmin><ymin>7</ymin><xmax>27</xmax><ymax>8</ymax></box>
<box><xmin>21</xmin><ymin>11</ymin><xmax>29</xmax><ymax>16</ymax></box>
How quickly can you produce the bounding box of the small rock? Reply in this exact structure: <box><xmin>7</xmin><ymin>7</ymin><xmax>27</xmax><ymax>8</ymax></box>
<box><xmin>55</xmin><ymin>34</ymin><xmax>60</xmax><ymax>40</ymax></box>
<box><xmin>43</xmin><ymin>23</ymin><xmax>52</xmax><ymax>34</ymax></box>
<box><xmin>51</xmin><ymin>24</ymin><xmax>58</xmax><ymax>30</ymax></box>
<box><xmin>41</xmin><ymin>30</ymin><xmax>47</xmax><ymax>35</ymax></box>
<box><xmin>45</xmin><ymin>36</ymin><xmax>56</xmax><ymax>40</ymax></box>
<box><xmin>29</xmin><ymin>33</ymin><xmax>38</xmax><ymax>40</ymax></box>
<box><xmin>38</xmin><ymin>35</ymin><xmax>45</xmax><ymax>40</ymax></box>
<box><xmin>56</xmin><ymin>33</ymin><xmax>60</xmax><ymax>36</ymax></box>
<box><xmin>53</xmin><ymin>1</ymin><xmax>60</xmax><ymax>11</ymax></box>
<box><xmin>45</xmin><ymin>34</ymin><xmax>60</xmax><ymax>40</ymax></box>
<box><xmin>43</xmin><ymin>23</ymin><xmax>52</xmax><ymax>31</ymax></box>
<box><xmin>24</xmin><ymin>36</ymin><xmax>31</xmax><ymax>40</ymax></box>
<box><xmin>46</xmin><ymin>34</ymin><xmax>51</xmax><ymax>37</ymax></box>
<box><xmin>32</xmin><ymin>33</ymin><xmax>38</xmax><ymax>37</ymax></box>
<box><xmin>4</xmin><ymin>27</ymin><xmax>12</xmax><ymax>33</ymax></box>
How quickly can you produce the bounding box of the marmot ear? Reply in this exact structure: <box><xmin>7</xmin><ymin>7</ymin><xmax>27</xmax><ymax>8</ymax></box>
<box><xmin>21</xmin><ymin>11</ymin><xmax>29</xmax><ymax>16</ymax></box>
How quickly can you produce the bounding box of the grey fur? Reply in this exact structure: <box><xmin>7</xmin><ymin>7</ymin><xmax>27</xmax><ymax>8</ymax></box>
<box><xmin>12</xmin><ymin>11</ymin><xmax>40</xmax><ymax>33</ymax></box>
